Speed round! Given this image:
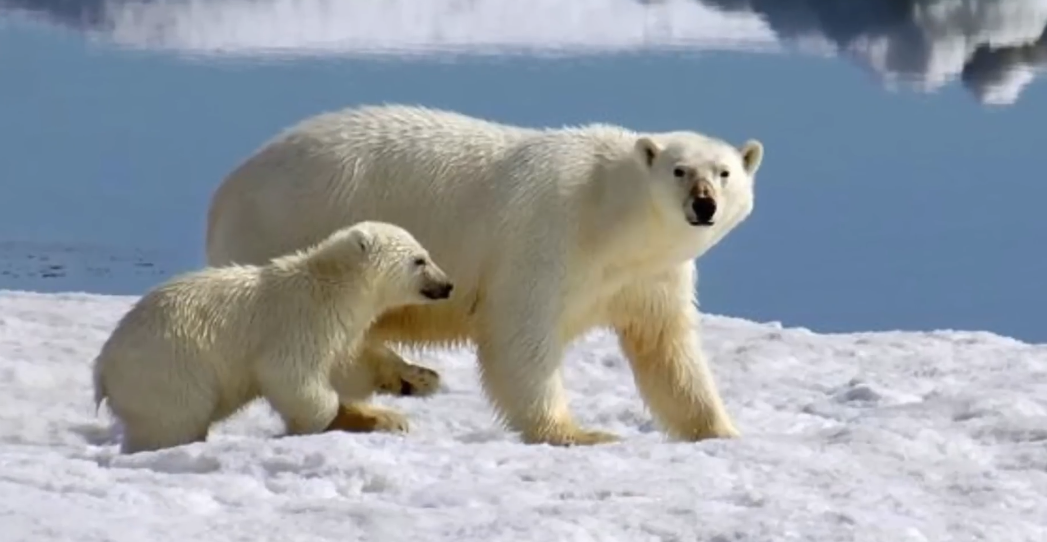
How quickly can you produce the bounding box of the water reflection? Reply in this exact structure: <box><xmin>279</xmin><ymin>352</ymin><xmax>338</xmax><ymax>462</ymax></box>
<box><xmin>1</xmin><ymin>1</ymin><xmax>1045</xmax><ymax>342</ymax></box>
<box><xmin>3</xmin><ymin>0</ymin><xmax>1045</xmax><ymax>105</ymax></box>
<box><xmin>704</xmin><ymin>0</ymin><xmax>1047</xmax><ymax>105</ymax></box>
<box><xmin>0</xmin><ymin>0</ymin><xmax>778</xmax><ymax>56</ymax></box>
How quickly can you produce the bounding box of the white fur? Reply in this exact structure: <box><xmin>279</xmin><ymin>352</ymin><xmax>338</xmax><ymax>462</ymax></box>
<box><xmin>93</xmin><ymin>220</ymin><xmax>453</xmax><ymax>454</ymax></box>
<box><xmin>205</xmin><ymin>104</ymin><xmax>765</xmax><ymax>445</ymax></box>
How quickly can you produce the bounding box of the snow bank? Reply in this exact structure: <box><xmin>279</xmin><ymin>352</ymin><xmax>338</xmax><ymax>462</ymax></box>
<box><xmin>1</xmin><ymin>289</ymin><xmax>1044</xmax><ymax>541</ymax></box>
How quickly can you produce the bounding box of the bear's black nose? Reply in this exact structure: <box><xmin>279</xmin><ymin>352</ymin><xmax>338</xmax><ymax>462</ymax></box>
<box><xmin>690</xmin><ymin>196</ymin><xmax>717</xmax><ymax>226</ymax></box>
<box><xmin>422</xmin><ymin>282</ymin><xmax>454</xmax><ymax>300</ymax></box>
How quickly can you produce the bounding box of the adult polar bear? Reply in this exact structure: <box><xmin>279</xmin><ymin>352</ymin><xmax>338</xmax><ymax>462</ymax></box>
<box><xmin>206</xmin><ymin>104</ymin><xmax>765</xmax><ymax>446</ymax></box>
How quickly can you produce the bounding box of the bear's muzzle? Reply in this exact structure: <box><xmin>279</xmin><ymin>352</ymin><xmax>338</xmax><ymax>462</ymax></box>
<box><xmin>421</xmin><ymin>281</ymin><xmax>454</xmax><ymax>300</ymax></box>
<box><xmin>686</xmin><ymin>179</ymin><xmax>717</xmax><ymax>226</ymax></box>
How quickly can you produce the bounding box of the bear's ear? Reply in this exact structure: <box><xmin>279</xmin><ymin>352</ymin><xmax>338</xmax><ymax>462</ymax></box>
<box><xmin>634</xmin><ymin>137</ymin><xmax>661</xmax><ymax>168</ymax></box>
<box><xmin>739</xmin><ymin>139</ymin><xmax>764</xmax><ymax>176</ymax></box>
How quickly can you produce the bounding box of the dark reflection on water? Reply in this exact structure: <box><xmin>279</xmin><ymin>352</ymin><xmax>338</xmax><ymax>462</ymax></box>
<box><xmin>703</xmin><ymin>0</ymin><xmax>1047</xmax><ymax>106</ymax></box>
<box><xmin>6</xmin><ymin>0</ymin><xmax>1047</xmax><ymax>105</ymax></box>
<box><xmin>1</xmin><ymin>0</ymin><xmax>1045</xmax><ymax>342</ymax></box>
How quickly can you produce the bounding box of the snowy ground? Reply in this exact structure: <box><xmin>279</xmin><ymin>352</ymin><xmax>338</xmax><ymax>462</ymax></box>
<box><xmin>1</xmin><ymin>289</ymin><xmax>1045</xmax><ymax>541</ymax></box>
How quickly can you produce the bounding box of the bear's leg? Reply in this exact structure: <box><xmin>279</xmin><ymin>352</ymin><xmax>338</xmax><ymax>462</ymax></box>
<box><xmin>359</xmin><ymin>340</ymin><xmax>442</xmax><ymax>397</ymax></box>
<box><xmin>610</xmin><ymin>266</ymin><xmax>740</xmax><ymax>441</ymax></box>
<box><xmin>475</xmin><ymin>297</ymin><xmax>619</xmax><ymax>447</ymax></box>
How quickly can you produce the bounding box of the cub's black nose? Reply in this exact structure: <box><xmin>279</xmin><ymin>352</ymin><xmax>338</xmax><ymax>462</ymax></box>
<box><xmin>690</xmin><ymin>196</ymin><xmax>717</xmax><ymax>226</ymax></box>
<box><xmin>422</xmin><ymin>282</ymin><xmax>454</xmax><ymax>300</ymax></box>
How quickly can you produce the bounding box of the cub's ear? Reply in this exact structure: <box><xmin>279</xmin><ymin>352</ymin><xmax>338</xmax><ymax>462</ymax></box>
<box><xmin>634</xmin><ymin>137</ymin><xmax>662</xmax><ymax>168</ymax></box>
<box><xmin>347</xmin><ymin>227</ymin><xmax>374</xmax><ymax>255</ymax></box>
<box><xmin>739</xmin><ymin>139</ymin><xmax>764</xmax><ymax>176</ymax></box>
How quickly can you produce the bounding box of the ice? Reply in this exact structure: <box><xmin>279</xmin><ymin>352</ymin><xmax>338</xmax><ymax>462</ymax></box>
<box><xmin>1</xmin><ymin>289</ymin><xmax>1044</xmax><ymax>541</ymax></box>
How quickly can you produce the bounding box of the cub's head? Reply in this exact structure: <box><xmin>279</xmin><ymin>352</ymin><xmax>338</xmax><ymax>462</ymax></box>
<box><xmin>634</xmin><ymin>132</ymin><xmax>764</xmax><ymax>245</ymax></box>
<box><xmin>322</xmin><ymin>221</ymin><xmax>454</xmax><ymax>307</ymax></box>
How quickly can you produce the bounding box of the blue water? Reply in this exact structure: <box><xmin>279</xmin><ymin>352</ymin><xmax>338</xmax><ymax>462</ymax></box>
<box><xmin>1</xmin><ymin>1</ymin><xmax>1045</xmax><ymax>343</ymax></box>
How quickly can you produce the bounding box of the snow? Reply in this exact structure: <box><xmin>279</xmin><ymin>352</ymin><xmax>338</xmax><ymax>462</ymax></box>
<box><xmin>2</xmin><ymin>288</ymin><xmax>1045</xmax><ymax>541</ymax></box>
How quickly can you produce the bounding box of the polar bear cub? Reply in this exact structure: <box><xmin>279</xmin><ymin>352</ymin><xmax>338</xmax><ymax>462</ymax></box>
<box><xmin>92</xmin><ymin>220</ymin><xmax>454</xmax><ymax>454</ymax></box>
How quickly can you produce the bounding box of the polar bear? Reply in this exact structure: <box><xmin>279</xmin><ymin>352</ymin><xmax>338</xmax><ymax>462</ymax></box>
<box><xmin>92</xmin><ymin>220</ymin><xmax>454</xmax><ymax>454</ymax></box>
<box><xmin>206</xmin><ymin>104</ymin><xmax>765</xmax><ymax>446</ymax></box>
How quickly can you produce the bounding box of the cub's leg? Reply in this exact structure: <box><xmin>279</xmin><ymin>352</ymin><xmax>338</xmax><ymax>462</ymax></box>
<box><xmin>320</xmin><ymin>351</ymin><xmax>412</xmax><ymax>435</ymax></box>
<box><xmin>118</xmin><ymin>414</ymin><xmax>212</xmax><ymax>454</ymax></box>
<box><xmin>100</xmin><ymin>355</ymin><xmax>220</xmax><ymax>454</ymax></box>
<box><xmin>360</xmin><ymin>341</ymin><xmax>441</xmax><ymax>397</ymax></box>
<box><xmin>256</xmin><ymin>358</ymin><xmax>346</xmax><ymax>436</ymax></box>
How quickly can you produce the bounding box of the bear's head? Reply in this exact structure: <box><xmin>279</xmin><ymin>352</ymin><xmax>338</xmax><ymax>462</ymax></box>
<box><xmin>318</xmin><ymin>221</ymin><xmax>455</xmax><ymax>308</ymax></box>
<box><xmin>634</xmin><ymin>131</ymin><xmax>764</xmax><ymax>258</ymax></box>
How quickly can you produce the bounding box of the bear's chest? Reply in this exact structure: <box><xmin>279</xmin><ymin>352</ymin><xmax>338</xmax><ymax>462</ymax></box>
<box><xmin>558</xmin><ymin>261</ymin><xmax>667</xmax><ymax>334</ymax></box>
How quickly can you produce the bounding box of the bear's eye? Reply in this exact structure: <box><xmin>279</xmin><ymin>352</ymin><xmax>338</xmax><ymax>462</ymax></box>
<box><xmin>673</xmin><ymin>167</ymin><xmax>687</xmax><ymax>179</ymax></box>
<box><xmin>412</xmin><ymin>257</ymin><xmax>426</xmax><ymax>267</ymax></box>
<box><xmin>719</xmin><ymin>170</ymin><xmax>730</xmax><ymax>180</ymax></box>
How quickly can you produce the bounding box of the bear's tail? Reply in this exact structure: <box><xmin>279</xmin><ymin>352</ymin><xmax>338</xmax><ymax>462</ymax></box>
<box><xmin>91</xmin><ymin>357</ymin><xmax>107</xmax><ymax>415</ymax></box>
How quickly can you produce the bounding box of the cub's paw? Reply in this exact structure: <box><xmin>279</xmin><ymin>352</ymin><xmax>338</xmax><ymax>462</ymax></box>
<box><xmin>326</xmin><ymin>404</ymin><xmax>410</xmax><ymax>434</ymax></box>
<box><xmin>376</xmin><ymin>362</ymin><xmax>442</xmax><ymax>397</ymax></box>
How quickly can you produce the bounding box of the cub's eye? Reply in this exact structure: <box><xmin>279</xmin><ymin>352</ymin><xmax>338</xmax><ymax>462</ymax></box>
<box><xmin>412</xmin><ymin>257</ymin><xmax>426</xmax><ymax>267</ymax></box>
<box><xmin>673</xmin><ymin>167</ymin><xmax>687</xmax><ymax>178</ymax></box>
<box><xmin>719</xmin><ymin>170</ymin><xmax>730</xmax><ymax>180</ymax></box>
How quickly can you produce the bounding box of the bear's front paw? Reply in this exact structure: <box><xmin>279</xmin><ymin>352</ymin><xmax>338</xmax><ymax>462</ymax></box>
<box><xmin>524</xmin><ymin>426</ymin><xmax>622</xmax><ymax>447</ymax></box>
<box><xmin>326</xmin><ymin>404</ymin><xmax>410</xmax><ymax>434</ymax></box>
<box><xmin>570</xmin><ymin>428</ymin><xmax>622</xmax><ymax>446</ymax></box>
<box><xmin>678</xmin><ymin>421</ymin><xmax>741</xmax><ymax>442</ymax></box>
<box><xmin>718</xmin><ymin>424</ymin><xmax>742</xmax><ymax>439</ymax></box>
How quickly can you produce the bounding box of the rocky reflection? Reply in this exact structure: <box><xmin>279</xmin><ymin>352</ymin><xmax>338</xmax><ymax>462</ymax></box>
<box><xmin>2</xmin><ymin>0</ymin><xmax>1045</xmax><ymax>105</ymax></box>
<box><xmin>699</xmin><ymin>0</ymin><xmax>1047</xmax><ymax>105</ymax></box>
